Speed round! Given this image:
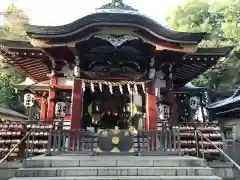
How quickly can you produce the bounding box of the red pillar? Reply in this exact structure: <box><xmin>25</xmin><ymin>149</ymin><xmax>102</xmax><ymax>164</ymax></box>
<box><xmin>145</xmin><ymin>82</ymin><xmax>157</xmax><ymax>130</ymax></box>
<box><xmin>40</xmin><ymin>99</ymin><xmax>47</xmax><ymax>121</ymax></box>
<box><xmin>47</xmin><ymin>76</ymin><xmax>56</xmax><ymax>121</ymax></box>
<box><xmin>34</xmin><ymin>96</ymin><xmax>47</xmax><ymax>121</ymax></box>
<box><xmin>70</xmin><ymin>79</ymin><xmax>83</xmax><ymax>130</ymax></box>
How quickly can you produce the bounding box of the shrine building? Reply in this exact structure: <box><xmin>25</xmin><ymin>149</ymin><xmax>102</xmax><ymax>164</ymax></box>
<box><xmin>0</xmin><ymin>0</ymin><xmax>234</xmax><ymax>131</ymax></box>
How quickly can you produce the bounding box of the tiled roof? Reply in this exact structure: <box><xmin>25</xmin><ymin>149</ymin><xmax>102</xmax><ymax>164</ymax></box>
<box><xmin>0</xmin><ymin>105</ymin><xmax>28</xmax><ymax>119</ymax></box>
<box><xmin>207</xmin><ymin>89</ymin><xmax>240</xmax><ymax>109</ymax></box>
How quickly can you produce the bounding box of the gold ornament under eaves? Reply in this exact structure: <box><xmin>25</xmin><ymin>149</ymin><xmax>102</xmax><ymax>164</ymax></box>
<box><xmin>112</xmin><ymin>136</ymin><xmax>119</xmax><ymax>144</ymax></box>
<box><xmin>155</xmin><ymin>44</ymin><xmax>197</xmax><ymax>53</ymax></box>
<box><xmin>155</xmin><ymin>46</ymin><xmax>165</xmax><ymax>51</ymax></box>
<box><xmin>29</xmin><ymin>38</ymin><xmax>50</xmax><ymax>47</ymax></box>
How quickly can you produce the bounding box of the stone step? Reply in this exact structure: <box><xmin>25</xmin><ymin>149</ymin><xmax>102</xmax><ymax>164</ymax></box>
<box><xmin>23</xmin><ymin>156</ymin><xmax>205</xmax><ymax>168</ymax></box>
<box><xmin>10</xmin><ymin>176</ymin><xmax>223</xmax><ymax>180</ymax></box>
<box><xmin>15</xmin><ymin>167</ymin><xmax>213</xmax><ymax>177</ymax></box>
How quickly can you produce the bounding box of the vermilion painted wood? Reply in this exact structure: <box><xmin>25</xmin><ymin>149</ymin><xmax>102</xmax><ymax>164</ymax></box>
<box><xmin>70</xmin><ymin>79</ymin><xmax>83</xmax><ymax>129</ymax></box>
<box><xmin>47</xmin><ymin>76</ymin><xmax>57</xmax><ymax>121</ymax></box>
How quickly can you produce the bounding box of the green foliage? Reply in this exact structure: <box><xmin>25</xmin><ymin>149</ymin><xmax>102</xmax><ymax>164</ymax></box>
<box><xmin>0</xmin><ymin>3</ymin><xmax>28</xmax><ymax>113</ymax></box>
<box><xmin>166</xmin><ymin>0</ymin><xmax>213</xmax><ymax>33</ymax></box>
<box><xmin>0</xmin><ymin>75</ymin><xmax>24</xmax><ymax>113</ymax></box>
<box><xmin>2</xmin><ymin>3</ymin><xmax>29</xmax><ymax>39</ymax></box>
<box><xmin>0</xmin><ymin>3</ymin><xmax>40</xmax><ymax>119</ymax></box>
<box><xmin>0</xmin><ymin>57</ymin><xmax>25</xmax><ymax>83</ymax></box>
<box><xmin>166</xmin><ymin>0</ymin><xmax>240</xmax><ymax>92</ymax></box>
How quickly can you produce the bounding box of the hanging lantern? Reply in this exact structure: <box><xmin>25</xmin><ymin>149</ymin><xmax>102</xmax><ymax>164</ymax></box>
<box><xmin>159</xmin><ymin>104</ymin><xmax>169</xmax><ymax>120</ymax></box>
<box><xmin>99</xmin><ymin>83</ymin><xmax>103</xmax><ymax>92</ymax></box>
<box><xmin>82</xmin><ymin>81</ymin><xmax>85</xmax><ymax>92</ymax></box>
<box><xmin>190</xmin><ymin>96</ymin><xmax>200</xmax><ymax>110</ymax></box>
<box><xmin>109</xmin><ymin>84</ymin><xmax>113</xmax><ymax>94</ymax></box>
<box><xmin>90</xmin><ymin>82</ymin><xmax>95</xmax><ymax>92</ymax></box>
<box><xmin>119</xmin><ymin>84</ymin><xmax>123</xmax><ymax>94</ymax></box>
<box><xmin>55</xmin><ymin>102</ymin><xmax>67</xmax><ymax>118</ymax></box>
<box><xmin>24</xmin><ymin>93</ymin><xmax>35</xmax><ymax>108</ymax></box>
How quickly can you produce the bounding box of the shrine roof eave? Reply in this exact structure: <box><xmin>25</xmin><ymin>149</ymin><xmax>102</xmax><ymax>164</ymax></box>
<box><xmin>14</xmin><ymin>84</ymin><xmax>50</xmax><ymax>91</ymax></box>
<box><xmin>0</xmin><ymin>40</ymin><xmax>50</xmax><ymax>82</ymax></box>
<box><xmin>0</xmin><ymin>39</ymin><xmax>234</xmax><ymax>84</ymax></box>
<box><xmin>206</xmin><ymin>90</ymin><xmax>240</xmax><ymax>110</ymax></box>
<box><xmin>0</xmin><ymin>105</ymin><xmax>28</xmax><ymax>119</ymax></box>
<box><xmin>14</xmin><ymin>78</ymin><xmax>50</xmax><ymax>91</ymax></box>
<box><xmin>26</xmin><ymin>12</ymin><xmax>206</xmax><ymax>44</ymax></box>
<box><xmin>184</xmin><ymin>82</ymin><xmax>203</xmax><ymax>89</ymax></box>
<box><xmin>211</xmin><ymin>107</ymin><xmax>240</xmax><ymax>119</ymax></box>
<box><xmin>207</xmin><ymin>97</ymin><xmax>240</xmax><ymax>110</ymax></box>
<box><xmin>1</xmin><ymin>39</ymin><xmax>233</xmax><ymax>57</ymax></box>
<box><xmin>0</xmin><ymin>39</ymin><xmax>33</xmax><ymax>48</ymax></box>
<box><xmin>177</xmin><ymin>82</ymin><xmax>205</xmax><ymax>92</ymax></box>
<box><xmin>193</xmin><ymin>47</ymin><xmax>234</xmax><ymax>56</ymax></box>
<box><xmin>0</xmin><ymin>39</ymin><xmax>233</xmax><ymax>55</ymax></box>
<box><xmin>173</xmin><ymin>46</ymin><xmax>234</xmax><ymax>86</ymax></box>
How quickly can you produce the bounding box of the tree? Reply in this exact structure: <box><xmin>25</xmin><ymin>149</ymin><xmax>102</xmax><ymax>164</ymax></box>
<box><xmin>2</xmin><ymin>3</ymin><xmax>29</xmax><ymax>40</ymax></box>
<box><xmin>0</xmin><ymin>3</ymin><xmax>41</xmax><ymax>120</ymax></box>
<box><xmin>166</xmin><ymin>0</ymin><xmax>240</xmax><ymax>96</ymax></box>
<box><xmin>166</xmin><ymin>0</ymin><xmax>213</xmax><ymax>33</ymax></box>
<box><xmin>0</xmin><ymin>75</ymin><xmax>24</xmax><ymax>113</ymax></box>
<box><xmin>0</xmin><ymin>3</ymin><xmax>28</xmax><ymax>113</ymax></box>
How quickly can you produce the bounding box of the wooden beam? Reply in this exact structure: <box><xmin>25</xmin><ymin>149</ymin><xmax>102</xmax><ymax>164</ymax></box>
<box><xmin>41</xmin><ymin>48</ymin><xmax>56</xmax><ymax>70</ymax></box>
<box><xmin>67</xmin><ymin>43</ymin><xmax>79</xmax><ymax>58</ymax></box>
<box><xmin>52</xmin><ymin>85</ymin><xmax>72</xmax><ymax>90</ymax></box>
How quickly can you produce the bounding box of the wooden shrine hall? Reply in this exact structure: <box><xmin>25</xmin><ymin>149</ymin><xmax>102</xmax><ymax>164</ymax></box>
<box><xmin>0</xmin><ymin>0</ymin><xmax>234</xmax><ymax>131</ymax></box>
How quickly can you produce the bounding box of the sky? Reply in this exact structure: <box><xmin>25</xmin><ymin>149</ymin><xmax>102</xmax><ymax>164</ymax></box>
<box><xmin>0</xmin><ymin>0</ymin><xmax>184</xmax><ymax>26</ymax></box>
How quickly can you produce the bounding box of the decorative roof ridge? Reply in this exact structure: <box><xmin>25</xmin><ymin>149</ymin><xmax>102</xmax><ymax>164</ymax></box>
<box><xmin>97</xmin><ymin>0</ymin><xmax>138</xmax><ymax>11</ymax></box>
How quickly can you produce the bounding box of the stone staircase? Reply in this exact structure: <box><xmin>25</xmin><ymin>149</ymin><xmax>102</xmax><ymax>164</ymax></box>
<box><xmin>9</xmin><ymin>155</ymin><xmax>222</xmax><ymax>180</ymax></box>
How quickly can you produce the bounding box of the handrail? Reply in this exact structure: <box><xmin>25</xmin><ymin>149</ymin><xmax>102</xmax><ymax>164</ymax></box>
<box><xmin>0</xmin><ymin>129</ymin><xmax>32</xmax><ymax>164</ymax></box>
<box><xmin>197</xmin><ymin>130</ymin><xmax>240</xmax><ymax>171</ymax></box>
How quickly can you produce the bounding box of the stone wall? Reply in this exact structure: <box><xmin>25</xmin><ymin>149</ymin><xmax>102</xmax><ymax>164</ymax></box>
<box><xmin>218</xmin><ymin>118</ymin><xmax>240</xmax><ymax>139</ymax></box>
